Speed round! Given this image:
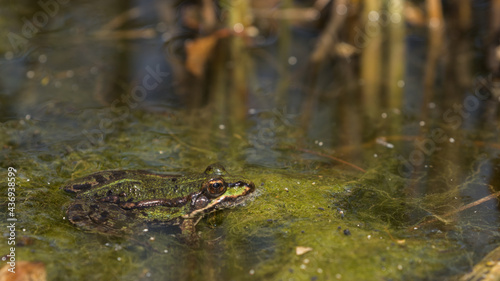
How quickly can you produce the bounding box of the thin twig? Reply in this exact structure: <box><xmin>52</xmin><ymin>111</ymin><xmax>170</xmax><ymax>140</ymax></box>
<box><xmin>412</xmin><ymin>190</ymin><xmax>500</xmax><ymax>229</ymax></box>
<box><xmin>293</xmin><ymin>147</ymin><xmax>367</xmax><ymax>173</ymax></box>
<box><xmin>101</xmin><ymin>7</ymin><xmax>142</xmax><ymax>31</ymax></box>
<box><xmin>93</xmin><ymin>29</ymin><xmax>156</xmax><ymax>40</ymax></box>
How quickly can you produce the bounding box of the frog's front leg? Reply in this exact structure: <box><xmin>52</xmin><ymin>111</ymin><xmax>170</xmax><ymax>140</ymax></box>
<box><xmin>180</xmin><ymin>217</ymin><xmax>203</xmax><ymax>245</ymax></box>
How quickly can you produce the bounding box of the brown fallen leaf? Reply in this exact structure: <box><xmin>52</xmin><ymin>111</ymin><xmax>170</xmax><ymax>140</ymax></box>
<box><xmin>0</xmin><ymin>261</ymin><xmax>46</xmax><ymax>281</ymax></box>
<box><xmin>296</xmin><ymin>246</ymin><xmax>313</xmax><ymax>256</ymax></box>
<box><xmin>404</xmin><ymin>2</ymin><xmax>426</xmax><ymax>27</ymax></box>
<box><xmin>185</xmin><ymin>29</ymin><xmax>231</xmax><ymax>77</ymax></box>
<box><xmin>332</xmin><ymin>42</ymin><xmax>360</xmax><ymax>58</ymax></box>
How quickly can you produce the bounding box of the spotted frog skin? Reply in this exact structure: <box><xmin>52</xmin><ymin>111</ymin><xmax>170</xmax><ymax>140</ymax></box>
<box><xmin>63</xmin><ymin>164</ymin><xmax>255</xmax><ymax>235</ymax></box>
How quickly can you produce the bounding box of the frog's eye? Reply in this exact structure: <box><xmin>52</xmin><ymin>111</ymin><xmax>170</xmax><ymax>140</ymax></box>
<box><xmin>205</xmin><ymin>178</ymin><xmax>227</xmax><ymax>198</ymax></box>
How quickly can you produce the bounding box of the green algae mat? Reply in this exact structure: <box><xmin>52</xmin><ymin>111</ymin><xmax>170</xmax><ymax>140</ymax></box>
<box><xmin>1</xmin><ymin>109</ymin><xmax>497</xmax><ymax>281</ymax></box>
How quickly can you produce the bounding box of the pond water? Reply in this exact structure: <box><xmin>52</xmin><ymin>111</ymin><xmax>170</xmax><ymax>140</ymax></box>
<box><xmin>1</xmin><ymin>0</ymin><xmax>499</xmax><ymax>280</ymax></box>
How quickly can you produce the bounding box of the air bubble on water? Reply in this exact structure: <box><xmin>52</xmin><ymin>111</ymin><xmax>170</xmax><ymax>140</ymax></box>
<box><xmin>336</xmin><ymin>4</ymin><xmax>347</xmax><ymax>15</ymax></box>
<box><xmin>233</xmin><ymin>23</ymin><xmax>244</xmax><ymax>33</ymax></box>
<box><xmin>368</xmin><ymin>11</ymin><xmax>379</xmax><ymax>21</ymax></box>
<box><xmin>5</xmin><ymin>51</ymin><xmax>14</xmax><ymax>60</ymax></box>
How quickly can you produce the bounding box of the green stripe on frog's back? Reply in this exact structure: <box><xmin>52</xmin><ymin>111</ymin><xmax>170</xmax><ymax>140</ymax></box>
<box><xmin>76</xmin><ymin>174</ymin><xmax>208</xmax><ymax>202</ymax></box>
<box><xmin>63</xmin><ymin>170</ymin><xmax>167</xmax><ymax>193</ymax></box>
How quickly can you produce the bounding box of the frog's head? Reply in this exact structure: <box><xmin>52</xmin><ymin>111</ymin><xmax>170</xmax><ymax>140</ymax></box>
<box><xmin>185</xmin><ymin>164</ymin><xmax>255</xmax><ymax>218</ymax></box>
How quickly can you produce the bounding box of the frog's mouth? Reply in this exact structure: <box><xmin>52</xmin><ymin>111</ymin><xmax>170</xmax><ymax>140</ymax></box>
<box><xmin>182</xmin><ymin>181</ymin><xmax>255</xmax><ymax>219</ymax></box>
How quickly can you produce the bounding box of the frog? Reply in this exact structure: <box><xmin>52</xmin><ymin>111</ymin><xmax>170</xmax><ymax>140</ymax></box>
<box><xmin>63</xmin><ymin>163</ymin><xmax>255</xmax><ymax>237</ymax></box>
